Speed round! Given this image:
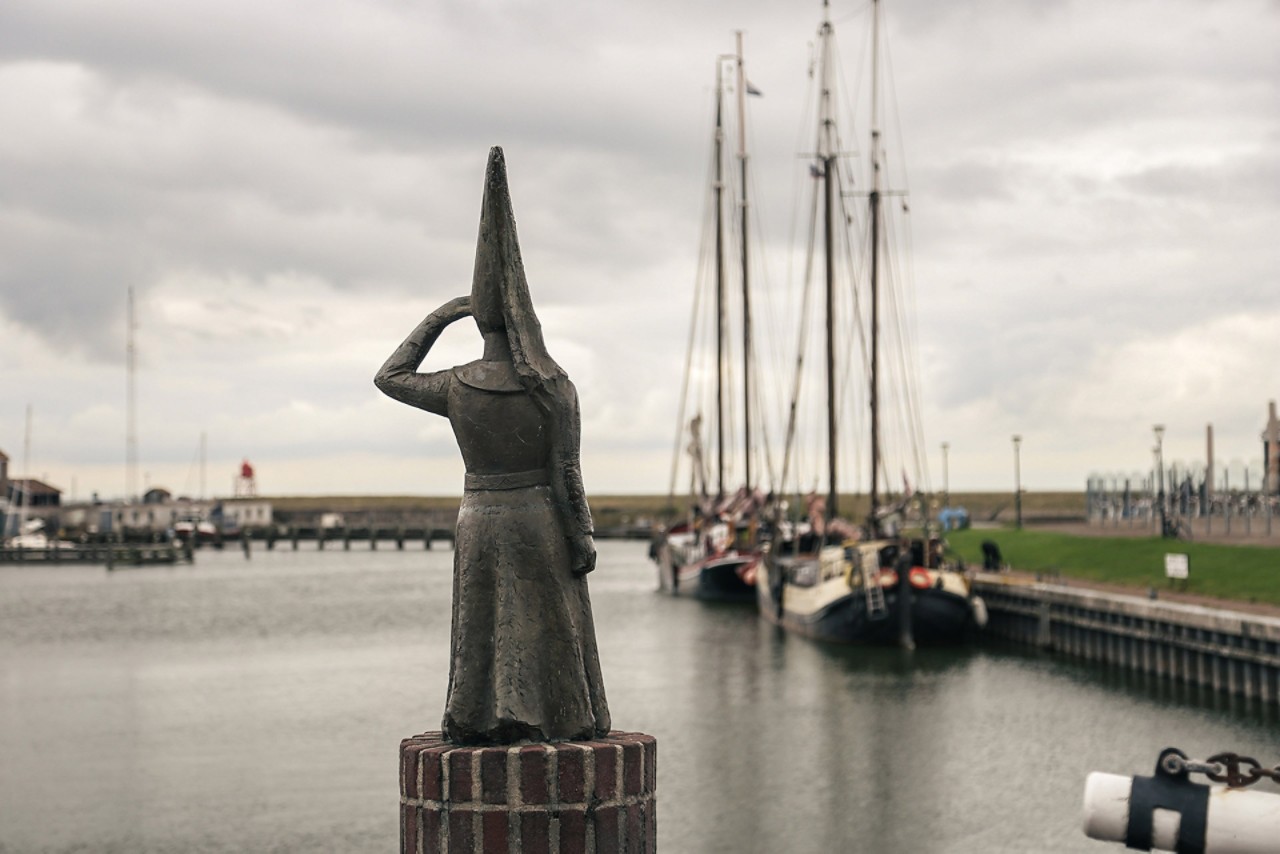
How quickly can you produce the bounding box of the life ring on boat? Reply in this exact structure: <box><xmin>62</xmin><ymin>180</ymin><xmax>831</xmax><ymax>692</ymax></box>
<box><xmin>878</xmin><ymin>569</ymin><xmax>898</xmax><ymax>587</ymax></box>
<box><xmin>908</xmin><ymin>567</ymin><xmax>932</xmax><ymax>589</ymax></box>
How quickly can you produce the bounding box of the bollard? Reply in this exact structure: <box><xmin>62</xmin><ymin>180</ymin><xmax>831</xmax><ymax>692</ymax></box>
<box><xmin>242</xmin><ymin>533</ymin><xmax>251</xmax><ymax>560</ymax></box>
<box><xmin>896</xmin><ymin>552</ymin><xmax>915</xmax><ymax>650</ymax></box>
<box><xmin>400</xmin><ymin>731</ymin><xmax>656</xmax><ymax>853</ymax></box>
<box><xmin>1083</xmin><ymin>748</ymin><xmax>1280</xmax><ymax>853</ymax></box>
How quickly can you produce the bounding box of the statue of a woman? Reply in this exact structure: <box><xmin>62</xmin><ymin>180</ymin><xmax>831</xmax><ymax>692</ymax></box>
<box><xmin>374</xmin><ymin>148</ymin><xmax>610</xmax><ymax>744</ymax></box>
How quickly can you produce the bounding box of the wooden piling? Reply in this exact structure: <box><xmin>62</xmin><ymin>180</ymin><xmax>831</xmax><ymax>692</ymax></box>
<box><xmin>976</xmin><ymin>576</ymin><xmax>1280</xmax><ymax>709</ymax></box>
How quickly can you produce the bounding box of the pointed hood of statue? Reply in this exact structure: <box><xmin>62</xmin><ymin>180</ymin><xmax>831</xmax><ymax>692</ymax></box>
<box><xmin>471</xmin><ymin>146</ymin><xmax>565</xmax><ymax>386</ymax></box>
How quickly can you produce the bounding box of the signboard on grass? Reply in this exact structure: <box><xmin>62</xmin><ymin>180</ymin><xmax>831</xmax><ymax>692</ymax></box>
<box><xmin>1164</xmin><ymin>553</ymin><xmax>1189</xmax><ymax>580</ymax></box>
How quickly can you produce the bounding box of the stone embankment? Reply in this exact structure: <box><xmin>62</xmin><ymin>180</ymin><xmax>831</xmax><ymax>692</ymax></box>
<box><xmin>975</xmin><ymin>572</ymin><xmax>1280</xmax><ymax>706</ymax></box>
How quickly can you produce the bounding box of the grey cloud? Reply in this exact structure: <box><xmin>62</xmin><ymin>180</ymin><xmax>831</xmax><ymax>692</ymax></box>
<box><xmin>2</xmin><ymin>0</ymin><xmax>1278</xmax><ymax>494</ymax></box>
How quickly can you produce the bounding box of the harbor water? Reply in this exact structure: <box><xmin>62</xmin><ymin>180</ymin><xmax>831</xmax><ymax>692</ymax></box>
<box><xmin>1</xmin><ymin>541</ymin><xmax>1275</xmax><ymax>853</ymax></box>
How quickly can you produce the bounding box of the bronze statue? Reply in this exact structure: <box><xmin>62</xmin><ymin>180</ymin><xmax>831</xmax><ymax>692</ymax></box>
<box><xmin>375</xmin><ymin>147</ymin><xmax>609</xmax><ymax>744</ymax></box>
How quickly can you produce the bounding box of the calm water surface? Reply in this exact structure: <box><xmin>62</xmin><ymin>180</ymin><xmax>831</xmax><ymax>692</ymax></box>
<box><xmin>1</xmin><ymin>541</ymin><xmax>1276</xmax><ymax>853</ymax></box>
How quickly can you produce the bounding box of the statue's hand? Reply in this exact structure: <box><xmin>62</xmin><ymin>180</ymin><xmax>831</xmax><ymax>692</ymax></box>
<box><xmin>436</xmin><ymin>295</ymin><xmax>471</xmax><ymax>323</ymax></box>
<box><xmin>570</xmin><ymin>533</ymin><xmax>596</xmax><ymax>576</ymax></box>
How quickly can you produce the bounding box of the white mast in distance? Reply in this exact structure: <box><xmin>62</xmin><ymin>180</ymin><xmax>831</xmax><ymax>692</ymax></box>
<box><xmin>126</xmin><ymin>287</ymin><xmax>139</xmax><ymax>502</ymax></box>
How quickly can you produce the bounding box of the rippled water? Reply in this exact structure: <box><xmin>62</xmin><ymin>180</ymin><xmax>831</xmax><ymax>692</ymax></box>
<box><xmin>1</xmin><ymin>541</ymin><xmax>1275</xmax><ymax>852</ymax></box>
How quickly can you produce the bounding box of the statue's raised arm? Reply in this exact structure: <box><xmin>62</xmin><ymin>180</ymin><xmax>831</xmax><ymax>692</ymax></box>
<box><xmin>373</xmin><ymin>296</ymin><xmax>471</xmax><ymax>416</ymax></box>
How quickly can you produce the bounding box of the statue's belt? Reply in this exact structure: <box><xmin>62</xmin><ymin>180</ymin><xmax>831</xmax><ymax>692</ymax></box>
<box><xmin>464</xmin><ymin>469</ymin><xmax>549</xmax><ymax>491</ymax></box>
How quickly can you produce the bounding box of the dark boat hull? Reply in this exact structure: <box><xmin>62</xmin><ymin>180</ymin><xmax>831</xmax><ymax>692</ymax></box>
<box><xmin>691</xmin><ymin>553</ymin><xmax>758</xmax><ymax>603</ymax></box>
<box><xmin>656</xmin><ymin>543</ymin><xmax>757</xmax><ymax>603</ymax></box>
<box><xmin>757</xmin><ymin>555</ymin><xmax>974</xmax><ymax>645</ymax></box>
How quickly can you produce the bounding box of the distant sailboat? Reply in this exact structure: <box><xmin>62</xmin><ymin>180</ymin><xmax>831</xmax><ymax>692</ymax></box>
<box><xmin>652</xmin><ymin>35</ymin><xmax>767</xmax><ymax>602</ymax></box>
<box><xmin>757</xmin><ymin>0</ymin><xmax>986</xmax><ymax>646</ymax></box>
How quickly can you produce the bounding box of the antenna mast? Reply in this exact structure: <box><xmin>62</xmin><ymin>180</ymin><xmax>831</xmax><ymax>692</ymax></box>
<box><xmin>18</xmin><ymin>404</ymin><xmax>31</xmax><ymax>536</ymax></box>
<box><xmin>126</xmin><ymin>287</ymin><xmax>138</xmax><ymax>502</ymax></box>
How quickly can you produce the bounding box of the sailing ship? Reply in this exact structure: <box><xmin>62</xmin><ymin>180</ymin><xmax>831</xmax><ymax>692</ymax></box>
<box><xmin>756</xmin><ymin>0</ymin><xmax>986</xmax><ymax>646</ymax></box>
<box><xmin>651</xmin><ymin>35</ymin><xmax>767</xmax><ymax>603</ymax></box>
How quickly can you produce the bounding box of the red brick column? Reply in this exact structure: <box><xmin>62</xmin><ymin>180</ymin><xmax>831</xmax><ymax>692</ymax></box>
<box><xmin>400</xmin><ymin>731</ymin><xmax>656</xmax><ymax>854</ymax></box>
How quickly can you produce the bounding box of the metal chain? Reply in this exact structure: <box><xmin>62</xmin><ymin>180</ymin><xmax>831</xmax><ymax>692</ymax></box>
<box><xmin>1161</xmin><ymin>752</ymin><xmax>1280</xmax><ymax>789</ymax></box>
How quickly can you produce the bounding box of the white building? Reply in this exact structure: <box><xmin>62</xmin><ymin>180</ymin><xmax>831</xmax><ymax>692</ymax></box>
<box><xmin>60</xmin><ymin>496</ymin><xmax>274</xmax><ymax>535</ymax></box>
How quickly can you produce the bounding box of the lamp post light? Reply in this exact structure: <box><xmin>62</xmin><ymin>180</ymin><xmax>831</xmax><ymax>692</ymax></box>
<box><xmin>1154</xmin><ymin>424</ymin><xmax>1167</xmax><ymax>537</ymax></box>
<box><xmin>1012</xmin><ymin>435</ymin><xmax>1023</xmax><ymax>529</ymax></box>
<box><xmin>941</xmin><ymin>441</ymin><xmax>950</xmax><ymax>508</ymax></box>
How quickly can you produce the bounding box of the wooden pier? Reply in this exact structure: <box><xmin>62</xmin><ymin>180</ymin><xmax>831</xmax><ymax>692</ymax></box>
<box><xmin>251</xmin><ymin>525</ymin><xmax>457</xmax><ymax>551</ymax></box>
<box><xmin>975</xmin><ymin>574</ymin><xmax>1280</xmax><ymax>707</ymax></box>
<box><xmin>0</xmin><ymin>542</ymin><xmax>193</xmax><ymax>567</ymax></box>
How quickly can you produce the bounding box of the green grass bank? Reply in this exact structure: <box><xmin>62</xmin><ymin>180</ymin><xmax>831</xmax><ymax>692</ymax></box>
<box><xmin>945</xmin><ymin>527</ymin><xmax>1280</xmax><ymax>607</ymax></box>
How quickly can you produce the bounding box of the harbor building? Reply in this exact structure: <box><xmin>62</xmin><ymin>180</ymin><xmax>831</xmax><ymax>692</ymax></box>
<box><xmin>57</xmin><ymin>495</ymin><xmax>274</xmax><ymax>537</ymax></box>
<box><xmin>5</xmin><ymin>477</ymin><xmax>62</xmax><ymax>509</ymax></box>
<box><xmin>1</xmin><ymin>446</ymin><xmax>67</xmax><ymax>538</ymax></box>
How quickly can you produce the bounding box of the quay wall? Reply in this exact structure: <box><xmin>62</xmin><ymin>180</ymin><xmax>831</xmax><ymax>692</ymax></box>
<box><xmin>973</xmin><ymin>575</ymin><xmax>1280</xmax><ymax>707</ymax></box>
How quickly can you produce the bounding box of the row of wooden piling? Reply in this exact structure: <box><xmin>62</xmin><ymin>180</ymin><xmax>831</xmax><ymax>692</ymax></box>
<box><xmin>0</xmin><ymin>542</ymin><xmax>193</xmax><ymax>567</ymax></box>
<box><xmin>974</xmin><ymin>575</ymin><xmax>1280</xmax><ymax>706</ymax></box>
<box><xmin>252</xmin><ymin>527</ymin><xmax>456</xmax><ymax>551</ymax></box>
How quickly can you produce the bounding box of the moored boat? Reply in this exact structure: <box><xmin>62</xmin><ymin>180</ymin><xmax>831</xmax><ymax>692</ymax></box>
<box><xmin>654</xmin><ymin>488</ymin><xmax>763</xmax><ymax>602</ymax></box>
<box><xmin>762</xmin><ymin>527</ymin><xmax>978</xmax><ymax>646</ymax></box>
<box><xmin>652</xmin><ymin>34</ymin><xmax>769</xmax><ymax>603</ymax></box>
<box><xmin>757</xmin><ymin>0</ymin><xmax>985</xmax><ymax>646</ymax></box>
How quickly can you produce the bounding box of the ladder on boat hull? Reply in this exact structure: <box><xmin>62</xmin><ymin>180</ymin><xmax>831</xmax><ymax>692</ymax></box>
<box><xmin>862</xmin><ymin>560</ymin><xmax>887</xmax><ymax>620</ymax></box>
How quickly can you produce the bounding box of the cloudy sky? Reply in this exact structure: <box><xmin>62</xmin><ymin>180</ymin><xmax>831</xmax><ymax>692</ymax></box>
<box><xmin>1</xmin><ymin>0</ymin><xmax>1276</xmax><ymax>501</ymax></box>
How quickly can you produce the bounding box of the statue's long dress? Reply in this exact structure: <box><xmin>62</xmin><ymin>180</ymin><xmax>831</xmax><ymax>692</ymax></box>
<box><xmin>390</xmin><ymin>361</ymin><xmax>609</xmax><ymax>743</ymax></box>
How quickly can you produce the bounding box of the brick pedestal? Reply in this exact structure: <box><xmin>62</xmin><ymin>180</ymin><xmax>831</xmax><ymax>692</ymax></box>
<box><xmin>400</xmin><ymin>731</ymin><xmax>656</xmax><ymax>853</ymax></box>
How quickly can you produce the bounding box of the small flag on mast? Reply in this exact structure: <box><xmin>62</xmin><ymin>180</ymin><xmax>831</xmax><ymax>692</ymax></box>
<box><xmin>746</xmin><ymin>81</ymin><xmax>763</xmax><ymax>96</ymax></box>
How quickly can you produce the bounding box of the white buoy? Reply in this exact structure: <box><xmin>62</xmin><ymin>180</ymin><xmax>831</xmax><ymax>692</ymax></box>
<box><xmin>970</xmin><ymin>594</ymin><xmax>989</xmax><ymax>628</ymax></box>
<box><xmin>1083</xmin><ymin>771</ymin><xmax>1280</xmax><ymax>852</ymax></box>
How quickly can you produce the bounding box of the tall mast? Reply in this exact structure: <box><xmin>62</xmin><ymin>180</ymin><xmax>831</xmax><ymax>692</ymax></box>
<box><xmin>126</xmin><ymin>286</ymin><xmax>138</xmax><ymax>502</ymax></box>
<box><xmin>819</xmin><ymin>4</ymin><xmax>838</xmax><ymax>520</ymax></box>
<box><xmin>714</xmin><ymin>60</ymin><xmax>727</xmax><ymax>499</ymax></box>
<box><xmin>18</xmin><ymin>404</ymin><xmax>31</xmax><ymax>535</ymax></box>
<box><xmin>868</xmin><ymin>0</ymin><xmax>883</xmax><ymax>528</ymax></box>
<box><xmin>735</xmin><ymin>32</ymin><xmax>753</xmax><ymax>493</ymax></box>
<box><xmin>200</xmin><ymin>431</ymin><xmax>207</xmax><ymax>501</ymax></box>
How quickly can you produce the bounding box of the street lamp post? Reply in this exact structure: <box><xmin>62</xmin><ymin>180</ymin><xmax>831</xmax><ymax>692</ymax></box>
<box><xmin>941</xmin><ymin>441</ymin><xmax>950</xmax><ymax>508</ymax></box>
<box><xmin>1012</xmin><ymin>435</ymin><xmax>1023</xmax><ymax>529</ymax></box>
<box><xmin>1154</xmin><ymin>424</ymin><xmax>1167</xmax><ymax>537</ymax></box>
